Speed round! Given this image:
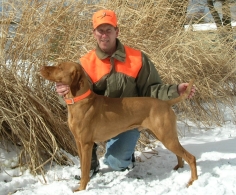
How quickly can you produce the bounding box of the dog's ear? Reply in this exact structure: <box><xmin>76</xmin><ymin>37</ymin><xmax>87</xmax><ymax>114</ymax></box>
<box><xmin>70</xmin><ymin>65</ymin><xmax>82</xmax><ymax>83</ymax></box>
<box><xmin>70</xmin><ymin>65</ymin><xmax>83</xmax><ymax>96</ymax></box>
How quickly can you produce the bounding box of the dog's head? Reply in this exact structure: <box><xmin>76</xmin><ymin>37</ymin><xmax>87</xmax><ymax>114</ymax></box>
<box><xmin>40</xmin><ymin>62</ymin><xmax>83</xmax><ymax>86</ymax></box>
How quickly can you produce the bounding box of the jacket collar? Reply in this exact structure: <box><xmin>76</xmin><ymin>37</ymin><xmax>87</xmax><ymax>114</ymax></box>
<box><xmin>95</xmin><ymin>39</ymin><xmax>126</xmax><ymax>62</ymax></box>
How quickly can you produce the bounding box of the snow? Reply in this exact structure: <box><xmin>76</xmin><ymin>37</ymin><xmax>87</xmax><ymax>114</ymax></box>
<box><xmin>185</xmin><ymin>21</ymin><xmax>236</xmax><ymax>31</ymax></box>
<box><xmin>1</xmin><ymin>103</ymin><xmax>236</xmax><ymax>195</ymax></box>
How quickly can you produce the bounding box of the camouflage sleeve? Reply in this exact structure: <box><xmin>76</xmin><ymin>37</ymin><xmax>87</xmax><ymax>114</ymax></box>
<box><xmin>58</xmin><ymin>96</ymin><xmax>66</xmax><ymax>107</ymax></box>
<box><xmin>136</xmin><ymin>52</ymin><xmax>179</xmax><ymax>100</ymax></box>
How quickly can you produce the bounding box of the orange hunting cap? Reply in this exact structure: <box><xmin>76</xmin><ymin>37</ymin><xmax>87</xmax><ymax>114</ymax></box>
<box><xmin>92</xmin><ymin>10</ymin><xmax>117</xmax><ymax>29</ymax></box>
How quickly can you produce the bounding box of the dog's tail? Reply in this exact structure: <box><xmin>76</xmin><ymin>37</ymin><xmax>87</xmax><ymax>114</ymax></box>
<box><xmin>167</xmin><ymin>79</ymin><xmax>194</xmax><ymax>106</ymax></box>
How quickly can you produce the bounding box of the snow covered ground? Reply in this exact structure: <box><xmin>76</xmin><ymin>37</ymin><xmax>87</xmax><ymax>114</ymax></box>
<box><xmin>1</xmin><ymin>102</ymin><xmax>236</xmax><ymax>195</ymax></box>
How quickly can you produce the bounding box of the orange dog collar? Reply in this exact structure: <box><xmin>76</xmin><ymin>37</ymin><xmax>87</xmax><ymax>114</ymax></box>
<box><xmin>64</xmin><ymin>89</ymin><xmax>91</xmax><ymax>105</ymax></box>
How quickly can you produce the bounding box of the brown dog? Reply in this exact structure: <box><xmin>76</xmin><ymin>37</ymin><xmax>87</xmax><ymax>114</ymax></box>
<box><xmin>40</xmin><ymin>61</ymin><xmax>197</xmax><ymax>191</ymax></box>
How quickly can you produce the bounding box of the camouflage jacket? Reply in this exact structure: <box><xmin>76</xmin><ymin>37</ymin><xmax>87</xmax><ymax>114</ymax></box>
<box><xmin>78</xmin><ymin>38</ymin><xmax>179</xmax><ymax>100</ymax></box>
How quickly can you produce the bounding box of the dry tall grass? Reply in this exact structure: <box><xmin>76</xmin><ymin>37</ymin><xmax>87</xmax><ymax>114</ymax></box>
<box><xmin>0</xmin><ymin>0</ymin><xmax>235</xmax><ymax>175</ymax></box>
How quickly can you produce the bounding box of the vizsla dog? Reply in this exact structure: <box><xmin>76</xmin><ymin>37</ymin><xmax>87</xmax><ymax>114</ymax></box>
<box><xmin>40</xmin><ymin>61</ymin><xmax>198</xmax><ymax>191</ymax></box>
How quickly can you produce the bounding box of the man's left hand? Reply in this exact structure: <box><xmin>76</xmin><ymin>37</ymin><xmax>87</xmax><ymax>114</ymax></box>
<box><xmin>178</xmin><ymin>83</ymin><xmax>196</xmax><ymax>99</ymax></box>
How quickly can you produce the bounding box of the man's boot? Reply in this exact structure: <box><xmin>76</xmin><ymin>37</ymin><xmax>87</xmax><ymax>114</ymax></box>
<box><xmin>121</xmin><ymin>153</ymin><xmax>135</xmax><ymax>171</ymax></box>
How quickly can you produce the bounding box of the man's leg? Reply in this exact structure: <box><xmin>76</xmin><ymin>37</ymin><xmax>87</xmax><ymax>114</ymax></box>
<box><xmin>208</xmin><ymin>0</ymin><xmax>222</xmax><ymax>28</ymax></box>
<box><xmin>221</xmin><ymin>0</ymin><xmax>231</xmax><ymax>27</ymax></box>
<box><xmin>90</xmin><ymin>143</ymin><xmax>100</xmax><ymax>172</ymax></box>
<box><xmin>103</xmin><ymin>129</ymin><xmax>140</xmax><ymax>171</ymax></box>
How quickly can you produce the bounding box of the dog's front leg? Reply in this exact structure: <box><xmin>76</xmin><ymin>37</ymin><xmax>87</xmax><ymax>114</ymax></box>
<box><xmin>75</xmin><ymin>142</ymin><xmax>93</xmax><ymax>191</ymax></box>
<box><xmin>77</xmin><ymin>141</ymin><xmax>82</xmax><ymax>161</ymax></box>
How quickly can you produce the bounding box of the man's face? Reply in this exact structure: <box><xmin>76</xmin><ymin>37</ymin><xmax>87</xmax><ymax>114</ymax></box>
<box><xmin>93</xmin><ymin>24</ymin><xmax>119</xmax><ymax>55</ymax></box>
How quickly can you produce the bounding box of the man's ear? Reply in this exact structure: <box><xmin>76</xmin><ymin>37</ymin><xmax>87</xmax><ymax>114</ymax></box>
<box><xmin>115</xmin><ymin>27</ymin><xmax>119</xmax><ymax>37</ymax></box>
<box><xmin>93</xmin><ymin>29</ymin><xmax>96</xmax><ymax>39</ymax></box>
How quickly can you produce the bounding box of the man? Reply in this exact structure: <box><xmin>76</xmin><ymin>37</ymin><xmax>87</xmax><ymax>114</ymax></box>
<box><xmin>207</xmin><ymin>0</ymin><xmax>232</xmax><ymax>29</ymax></box>
<box><xmin>56</xmin><ymin>9</ymin><xmax>196</xmax><ymax>178</ymax></box>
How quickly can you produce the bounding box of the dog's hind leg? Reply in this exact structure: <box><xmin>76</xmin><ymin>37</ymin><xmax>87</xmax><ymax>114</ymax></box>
<box><xmin>180</xmin><ymin>148</ymin><xmax>197</xmax><ymax>187</ymax></box>
<box><xmin>173</xmin><ymin>155</ymin><xmax>184</xmax><ymax>170</ymax></box>
<box><xmin>161</xmin><ymin>138</ymin><xmax>198</xmax><ymax>187</ymax></box>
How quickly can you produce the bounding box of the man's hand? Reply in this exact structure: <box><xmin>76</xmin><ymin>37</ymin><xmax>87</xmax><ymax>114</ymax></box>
<box><xmin>178</xmin><ymin>83</ymin><xmax>196</xmax><ymax>99</ymax></box>
<box><xmin>56</xmin><ymin>83</ymin><xmax>70</xmax><ymax>96</ymax></box>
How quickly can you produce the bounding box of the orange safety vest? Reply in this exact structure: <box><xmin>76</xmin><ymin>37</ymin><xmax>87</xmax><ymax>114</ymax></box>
<box><xmin>80</xmin><ymin>45</ymin><xmax>142</xmax><ymax>83</ymax></box>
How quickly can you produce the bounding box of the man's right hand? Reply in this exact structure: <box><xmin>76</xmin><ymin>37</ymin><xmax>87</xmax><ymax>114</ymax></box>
<box><xmin>56</xmin><ymin>83</ymin><xmax>70</xmax><ymax>96</ymax></box>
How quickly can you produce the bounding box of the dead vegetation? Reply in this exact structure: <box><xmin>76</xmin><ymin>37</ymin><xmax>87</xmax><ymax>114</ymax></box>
<box><xmin>0</xmin><ymin>0</ymin><xmax>235</xmax><ymax>175</ymax></box>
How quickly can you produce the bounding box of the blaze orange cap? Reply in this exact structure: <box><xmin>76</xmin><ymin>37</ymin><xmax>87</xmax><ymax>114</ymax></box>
<box><xmin>92</xmin><ymin>10</ymin><xmax>117</xmax><ymax>29</ymax></box>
